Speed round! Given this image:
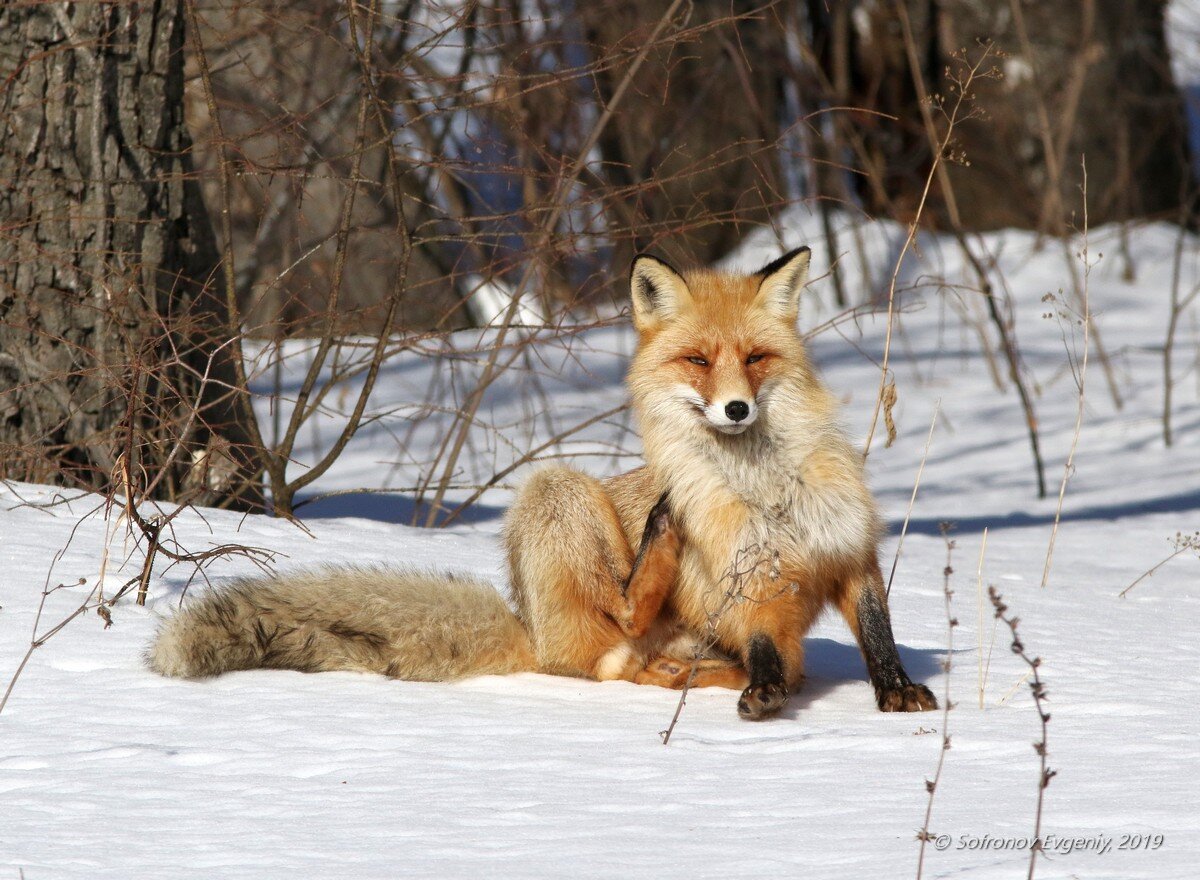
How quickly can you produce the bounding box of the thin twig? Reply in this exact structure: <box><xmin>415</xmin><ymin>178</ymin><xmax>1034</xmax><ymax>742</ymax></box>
<box><xmin>660</xmin><ymin>546</ymin><xmax>774</xmax><ymax>745</ymax></box>
<box><xmin>421</xmin><ymin>0</ymin><xmax>688</xmax><ymax>526</ymax></box>
<box><xmin>1119</xmin><ymin>531</ymin><xmax>1199</xmax><ymax>598</ymax></box>
<box><xmin>914</xmin><ymin>525</ymin><xmax>956</xmax><ymax>879</ymax></box>
<box><xmin>988</xmin><ymin>587</ymin><xmax>1055</xmax><ymax>880</ymax></box>
<box><xmin>863</xmin><ymin>28</ymin><xmax>991</xmax><ymax>458</ymax></box>
<box><xmin>0</xmin><ymin>579</ymin><xmax>95</xmax><ymax>717</ymax></box>
<box><xmin>887</xmin><ymin>399</ymin><xmax>940</xmax><ymax>597</ymax></box>
<box><xmin>1041</xmin><ymin>159</ymin><xmax>1092</xmax><ymax>588</ymax></box>
<box><xmin>439</xmin><ymin>403</ymin><xmax>629</xmax><ymax>526</ymax></box>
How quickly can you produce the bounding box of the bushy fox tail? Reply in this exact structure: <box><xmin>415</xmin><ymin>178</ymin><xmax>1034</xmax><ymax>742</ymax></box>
<box><xmin>146</xmin><ymin>567</ymin><xmax>536</xmax><ymax>681</ymax></box>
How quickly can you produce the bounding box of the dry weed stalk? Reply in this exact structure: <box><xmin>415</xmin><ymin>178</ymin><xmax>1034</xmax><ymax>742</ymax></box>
<box><xmin>886</xmin><ymin>399</ymin><xmax>941</xmax><ymax>597</ymax></box>
<box><xmin>1012</xmin><ymin>0</ymin><xmax>1130</xmax><ymax>413</ymax></box>
<box><xmin>0</xmin><ymin>332</ymin><xmax>279</xmax><ymax>716</ymax></box>
<box><xmin>1119</xmin><ymin>530</ymin><xmax>1200</xmax><ymax>598</ymax></box>
<box><xmin>0</xmin><ymin>482</ymin><xmax>276</xmax><ymax>718</ymax></box>
<box><xmin>914</xmin><ymin>524</ymin><xmax>956</xmax><ymax>880</ymax></box>
<box><xmin>861</xmin><ymin>36</ymin><xmax>994</xmax><ymax>457</ymax></box>
<box><xmin>1040</xmin><ymin>160</ymin><xmax>1093</xmax><ymax>588</ymax></box>
<box><xmin>0</xmin><ymin>576</ymin><xmax>95</xmax><ymax>718</ymax></box>
<box><xmin>418</xmin><ymin>0</ymin><xmax>688</xmax><ymax>526</ymax></box>
<box><xmin>988</xmin><ymin>586</ymin><xmax>1055</xmax><ymax>880</ymax></box>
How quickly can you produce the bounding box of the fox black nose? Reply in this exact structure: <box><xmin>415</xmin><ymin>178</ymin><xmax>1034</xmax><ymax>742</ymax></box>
<box><xmin>725</xmin><ymin>400</ymin><xmax>750</xmax><ymax>422</ymax></box>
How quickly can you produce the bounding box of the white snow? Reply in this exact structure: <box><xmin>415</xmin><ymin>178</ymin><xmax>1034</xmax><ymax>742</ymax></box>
<box><xmin>3</xmin><ymin>210</ymin><xmax>1198</xmax><ymax>878</ymax></box>
<box><xmin>462</xmin><ymin>274</ymin><xmax>547</xmax><ymax>328</ymax></box>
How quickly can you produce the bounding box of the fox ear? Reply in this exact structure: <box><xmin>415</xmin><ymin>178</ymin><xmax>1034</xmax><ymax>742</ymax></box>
<box><xmin>753</xmin><ymin>246</ymin><xmax>811</xmax><ymax>321</ymax></box>
<box><xmin>630</xmin><ymin>254</ymin><xmax>691</xmax><ymax>331</ymax></box>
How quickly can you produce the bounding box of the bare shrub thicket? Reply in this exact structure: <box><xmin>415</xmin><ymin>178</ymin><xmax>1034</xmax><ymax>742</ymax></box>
<box><xmin>4</xmin><ymin>0</ymin><xmax>1199</xmax><ymax>542</ymax></box>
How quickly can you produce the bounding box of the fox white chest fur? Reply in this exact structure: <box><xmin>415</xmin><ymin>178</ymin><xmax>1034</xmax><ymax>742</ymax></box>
<box><xmin>643</xmin><ymin>383</ymin><xmax>880</xmax><ymax>588</ymax></box>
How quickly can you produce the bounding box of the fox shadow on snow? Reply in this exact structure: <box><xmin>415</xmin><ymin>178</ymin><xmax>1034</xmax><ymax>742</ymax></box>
<box><xmin>782</xmin><ymin>637</ymin><xmax>946</xmax><ymax>717</ymax></box>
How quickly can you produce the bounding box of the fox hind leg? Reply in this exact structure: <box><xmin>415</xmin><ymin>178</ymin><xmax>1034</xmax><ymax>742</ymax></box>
<box><xmin>506</xmin><ymin>468</ymin><xmax>680</xmax><ymax>682</ymax></box>
<box><xmin>634</xmin><ymin>655</ymin><xmax>748</xmax><ymax>690</ymax></box>
<box><xmin>615</xmin><ymin>492</ymin><xmax>679</xmax><ymax>638</ymax></box>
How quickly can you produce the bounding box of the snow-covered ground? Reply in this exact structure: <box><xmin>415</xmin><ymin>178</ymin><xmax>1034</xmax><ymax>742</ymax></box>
<box><xmin>3</xmin><ymin>210</ymin><xmax>1198</xmax><ymax>878</ymax></box>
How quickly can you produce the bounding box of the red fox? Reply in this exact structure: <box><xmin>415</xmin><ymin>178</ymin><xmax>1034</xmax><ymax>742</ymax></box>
<box><xmin>148</xmin><ymin>247</ymin><xmax>936</xmax><ymax>720</ymax></box>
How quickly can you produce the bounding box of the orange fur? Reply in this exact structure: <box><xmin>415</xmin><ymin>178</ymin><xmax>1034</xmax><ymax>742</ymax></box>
<box><xmin>634</xmin><ymin>656</ymin><xmax>749</xmax><ymax>690</ymax></box>
<box><xmin>505</xmin><ymin>467</ymin><xmax>740</xmax><ymax>686</ymax></box>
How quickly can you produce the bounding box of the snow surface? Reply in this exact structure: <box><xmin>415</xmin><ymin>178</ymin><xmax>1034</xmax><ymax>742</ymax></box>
<box><xmin>3</xmin><ymin>210</ymin><xmax>1198</xmax><ymax>878</ymax></box>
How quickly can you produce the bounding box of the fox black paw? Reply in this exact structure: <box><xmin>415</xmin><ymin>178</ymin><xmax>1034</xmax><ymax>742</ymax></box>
<box><xmin>877</xmin><ymin>682</ymin><xmax>938</xmax><ymax>712</ymax></box>
<box><xmin>737</xmin><ymin>682</ymin><xmax>788</xmax><ymax>720</ymax></box>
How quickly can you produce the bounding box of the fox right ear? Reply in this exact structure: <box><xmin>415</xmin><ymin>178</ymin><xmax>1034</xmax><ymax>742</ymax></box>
<box><xmin>630</xmin><ymin>254</ymin><xmax>691</xmax><ymax>332</ymax></box>
<box><xmin>753</xmin><ymin>246</ymin><xmax>811</xmax><ymax>322</ymax></box>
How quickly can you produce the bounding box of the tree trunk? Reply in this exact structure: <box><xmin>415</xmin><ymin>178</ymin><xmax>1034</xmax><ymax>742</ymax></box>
<box><xmin>839</xmin><ymin>0</ymin><xmax>1194</xmax><ymax>230</ymax></box>
<box><xmin>0</xmin><ymin>1</ymin><xmax>260</xmax><ymax>508</ymax></box>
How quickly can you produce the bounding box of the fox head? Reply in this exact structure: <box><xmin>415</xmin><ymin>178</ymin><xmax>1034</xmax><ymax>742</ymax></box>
<box><xmin>627</xmin><ymin>246</ymin><xmax>818</xmax><ymax>440</ymax></box>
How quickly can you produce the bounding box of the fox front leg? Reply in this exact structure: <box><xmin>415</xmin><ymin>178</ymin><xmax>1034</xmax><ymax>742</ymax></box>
<box><xmin>737</xmin><ymin>633</ymin><xmax>793</xmax><ymax>720</ymax></box>
<box><xmin>839</xmin><ymin>565</ymin><xmax>937</xmax><ymax>712</ymax></box>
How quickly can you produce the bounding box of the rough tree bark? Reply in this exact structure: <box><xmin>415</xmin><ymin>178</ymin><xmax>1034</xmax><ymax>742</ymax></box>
<box><xmin>0</xmin><ymin>1</ymin><xmax>259</xmax><ymax>507</ymax></box>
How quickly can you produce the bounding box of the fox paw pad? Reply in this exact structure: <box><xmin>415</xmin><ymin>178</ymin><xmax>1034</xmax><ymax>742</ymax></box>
<box><xmin>878</xmin><ymin>683</ymin><xmax>938</xmax><ymax>712</ymax></box>
<box><xmin>737</xmin><ymin>682</ymin><xmax>788</xmax><ymax>720</ymax></box>
<box><xmin>647</xmin><ymin>504</ymin><xmax>674</xmax><ymax>541</ymax></box>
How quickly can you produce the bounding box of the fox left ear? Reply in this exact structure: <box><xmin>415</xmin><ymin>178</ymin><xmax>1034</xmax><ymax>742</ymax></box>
<box><xmin>753</xmin><ymin>246</ymin><xmax>811</xmax><ymax>321</ymax></box>
<box><xmin>630</xmin><ymin>253</ymin><xmax>692</xmax><ymax>332</ymax></box>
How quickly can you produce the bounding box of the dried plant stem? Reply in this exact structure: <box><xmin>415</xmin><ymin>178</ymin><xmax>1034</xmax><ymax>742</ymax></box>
<box><xmin>998</xmin><ymin>670</ymin><xmax>1034</xmax><ymax>706</ymax></box>
<box><xmin>886</xmin><ymin>399</ymin><xmax>940</xmax><ymax>597</ymax></box>
<box><xmin>182</xmin><ymin>0</ymin><xmax>269</xmax><ymax>464</ymax></box>
<box><xmin>893</xmin><ymin>12</ymin><xmax>1046</xmax><ymax>497</ymax></box>
<box><xmin>1119</xmin><ymin>532</ymin><xmax>1199</xmax><ymax>598</ymax></box>
<box><xmin>660</xmin><ymin>547</ymin><xmax>772</xmax><ymax>745</ymax></box>
<box><xmin>1041</xmin><ymin>160</ymin><xmax>1091</xmax><ymax>588</ymax></box>
<box><xmin>1059</xmin><ymin>238</ymin><xmax>1122</xmax><ymax>411</ymax></box>
<box><xmin>861</xmin><ymin>67</ymin><xmax>967</xmax><ymax>458</ymax></box>
<box><xmin>134</xmin><ymin>518</ymin><xmax>162</xmax><ymax>607</ymax></box>
<box><xmin>864</xmin><ymin>25</ymin><xmax>999</xmax><ymax>460</ymax></box>
<box><xmin>280</xmin><ymin>0</ymin><xmax>411</xmax><ymax>508</ymax></box>
<box><xmin>972</xmin><ymin>246</ymin><xmax>1047</xmax><ymax>499</ymax></box>
<box><xmin>914</xmin><ymin>526</ymin><xmax>956</xmax><ymax>880</ymax></box>
<box><xmin>440</xmin><ymin>403</ymin><xmax>629</xmax><ymax>526</ymax></box>
<box><xmin>988</xmin><ymin>587</ymin><xmax>1055</xmax><ymax>880</ymax></box>
<box><xmin>0</xmin><ymin>578</ymin><xmax>95</xmax><ymax>717</ymax></box>
<box><xmin>976</xmin><ymin>527</ymin><xmax>988</xmax><ymax>709</ymax></box>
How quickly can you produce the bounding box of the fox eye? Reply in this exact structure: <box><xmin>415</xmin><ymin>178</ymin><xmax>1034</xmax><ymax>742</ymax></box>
<box><xmin>685</xmin><ymin>355</ymin><xmax>709</xmax><ymax>367</ymax></box>
<box><xmin>745</xmin><ymin>353</ymin><xmax>766</xmax><ymax>365</ymax></box>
